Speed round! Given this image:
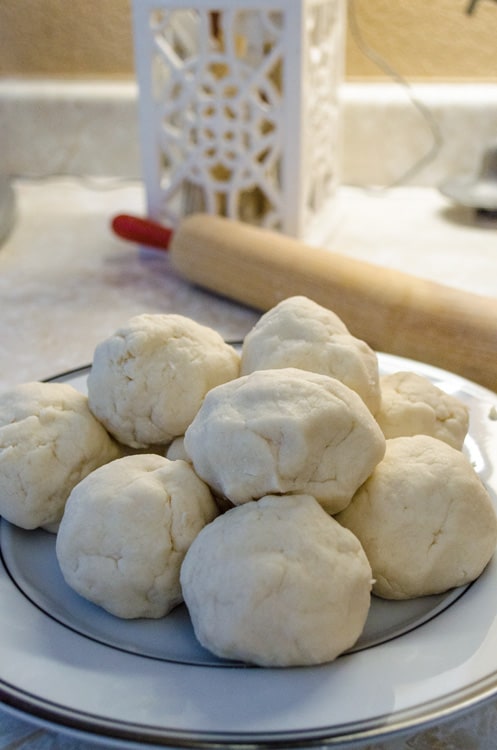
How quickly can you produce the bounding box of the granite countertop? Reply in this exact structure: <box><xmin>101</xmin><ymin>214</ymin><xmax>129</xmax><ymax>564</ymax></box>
<box><xmin>0</xmin><ymin>177</ymin><xmax>496</xmax><ymax>750</ymax></box>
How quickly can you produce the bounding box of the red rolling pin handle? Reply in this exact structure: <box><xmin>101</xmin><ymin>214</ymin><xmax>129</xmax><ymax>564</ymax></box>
<box><xmin>111</xmin><ymin>214</ymin><xmax>173</xmax><ymax>250</ymax></box>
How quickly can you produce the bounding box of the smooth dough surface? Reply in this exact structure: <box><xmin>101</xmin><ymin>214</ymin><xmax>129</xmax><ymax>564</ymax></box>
<box><xmin>87</xmin><ymin>313</ymin><xmax>240</xmax><ymax>448</ymax></box>
<box><xmin>336</xmin><ymin>435</ymin><xmax>497</xmax><ymax>599</ymax></box>
<box><xmin>376</xmin><ymin>371</ymin><xmax>470</xmax><ymax>449</ymax></box>
<box><xmin>56</xmin><ymin>454</ymin><xmax>219</xmax><ymax>619</ymax></box>
<box><xmin>181</xmin><ymin>494</ymin><xmax>373</xmax><ymax>667</ymax></box>
<box><xmin>0</xmin><ymin>381</ymin><xmax>120</xmax><ymax>530</ymax></box>
<box><xmin>184</xmin><ymin>367</ymin><xmax>385</xmax><ymax>514</ymax></box>
<box><xmin>165</xmin><ymin>436</ymin><xmax>190</xmax><ymax>462</ymax></box>
<box><xmin>241</xmin><ymin>296</ymin><xmax>381</xmax><ymax>414</ymax></box>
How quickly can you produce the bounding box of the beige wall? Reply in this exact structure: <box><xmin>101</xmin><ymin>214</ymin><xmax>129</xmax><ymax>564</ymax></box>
<box><xmin>346</xmin><ymin>0</ymin><xmax>497</xmax><ymax>81</ymax></box>
<box><xmin>0</xmin><ymin>1</ymin><xmax>134</xmax><ymax>78</ymax></box>
<box><xmin>0</xmin><ymin>0</ymin><xmax>495</xmax><ymax>81</ymax></box>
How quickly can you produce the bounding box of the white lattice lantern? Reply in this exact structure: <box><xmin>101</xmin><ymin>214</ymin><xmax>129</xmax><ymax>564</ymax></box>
<box><xmin>132</xmin><ymin>0</ymin><xmax>345</xmax><ymax>240</ymax></box>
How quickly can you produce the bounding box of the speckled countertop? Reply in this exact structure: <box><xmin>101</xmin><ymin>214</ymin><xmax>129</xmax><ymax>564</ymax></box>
<box><xmin>0</xmin><ymin>177</ymin><xmax>497</xmax><ymax>750</ymax></box>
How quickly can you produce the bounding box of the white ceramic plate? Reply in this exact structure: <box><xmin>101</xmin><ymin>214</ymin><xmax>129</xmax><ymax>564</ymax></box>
<box><xmin>1</xmin><ymin>352</ymin><xmax>497</xmax><ymax>749</ymax></box>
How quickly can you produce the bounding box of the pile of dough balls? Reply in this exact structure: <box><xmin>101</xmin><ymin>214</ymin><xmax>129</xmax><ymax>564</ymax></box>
<box><xmin>1</xmin><ymin>298</ymin><xmax>495</xmax><ymax>670</ymax></box>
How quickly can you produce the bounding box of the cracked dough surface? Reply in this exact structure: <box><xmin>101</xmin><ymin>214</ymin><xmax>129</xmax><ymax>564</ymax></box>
<box><xmin>336</xmin><ymin>435</ymin><xmax>497</xmax><ymax>599</ymax></box>
<box><xmin>87</xmin><ymin>313</ymin><xmax>240</xmax><ymax>448</ymax></box>
<box><xmin>241</xmin><ymin>296</ymin><xmax>381</xmax><ymax>414</ymax></box>
<box><xmin>184</xmin><ymin>367</ymin><xmax>385</xmax><ymax>514</ymax></box>
<box><xmin>56</xmin><ymin>454</ymin><xmax>219</xmax><ymax>619</ymax></box>
<box><xmin>0</xmin><ymin>381</ymin><xmax>120</xmax><ymax>530</ymax></box>
<box><xmin>180</xmin><ymin>494</ymin><xmax>373</xmax><ymax>667</ymax></box>
<box><xmin>375</xmin><ymin>371</ymin><xmax>470</xmax><ymax>449</ymax></box>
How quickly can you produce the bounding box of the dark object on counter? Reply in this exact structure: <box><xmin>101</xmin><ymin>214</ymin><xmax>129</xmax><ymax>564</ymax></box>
<box><xmin>440</xmin><ymin>141</ymin><xmax>497</xmax><ymax>215</ymax></box>
<box><xmin>477</xmin><ymin>208</ymin><xmax>497</xmax><ymax>220</ymax></box>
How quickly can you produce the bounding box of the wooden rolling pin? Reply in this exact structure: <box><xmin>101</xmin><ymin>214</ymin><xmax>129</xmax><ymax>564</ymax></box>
<box><xmin>168</xmin><ymin>213</ymin><xmax>497</xmax><ymax>393</ymax></box>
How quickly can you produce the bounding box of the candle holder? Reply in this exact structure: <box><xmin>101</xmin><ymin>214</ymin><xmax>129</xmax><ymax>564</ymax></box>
<box><xmin>132</xmin><ymin>0</ymin><xmax>345</xmax><ymax>241</ymax></box>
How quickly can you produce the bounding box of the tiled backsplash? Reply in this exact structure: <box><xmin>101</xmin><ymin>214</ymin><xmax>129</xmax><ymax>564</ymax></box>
<box><xmin>2</xmin><ymin>79</ymin><xmax>497</xmax><ymax>188</ymax></box>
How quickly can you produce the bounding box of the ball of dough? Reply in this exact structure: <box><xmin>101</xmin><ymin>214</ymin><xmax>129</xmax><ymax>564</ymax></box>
<box><xmin>184</xmin><ymin>367</ymin><xmax>386</xmax><ymax>514</ymax></box>
<box><xmin>165</xmin><ymin>436</ymin><xmax>193</xmax><ymax>463</ymax></box>
<box><xmin>181</xmin><ymin>494</ymin><xmax>373</xmax><ymax>667</ymax></box>
<box><xmin>336</xmin><ymin>435</ymin><xmax>497</xmax><ymax>599</ymax></box>
<box><xmin>0</xmin><ymin>381</ymin><xmax>121</xmax><ymax>530</ymax></box>
<box><xmin>375</xmin><ymin>371</ymin><xmax>470</xmax><ymax>450</ymax></box>
<box><xmin>87</xmin><ymin>313</ymin><xmax>240</xmax><ymax>448</ymax></box>
<box><xmin>241</xmin><ymin>296</ymin><xmax>381</xmax><ymax>414</ymax></box>
<box><xmin>56</xmin><ymin>454</ymin><xmax>219</xmax><ymax>619</ymax></box>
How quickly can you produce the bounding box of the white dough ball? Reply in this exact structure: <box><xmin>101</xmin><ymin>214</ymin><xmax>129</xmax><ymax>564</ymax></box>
<box><xmin>181</xmin><ymin>494</ymin><xmax>373</xmax><ymax>667</ymax></box>
<box><xmin>336</xmin><ymin>435</ymin><xmax>497</xmax><ymax>599</ymax></box>
<box><xmin>376</xmin><ymin>371</ymin><xmax>470</xmax><ymax>449</ymax></box>
<box><xmin>241</xmin><ymin>296</ymin><xmax>381</xmax><ymax>414</ymax></box>
<box><xmin>0</xmin><ymin>381</ymin><xmax>120</xmax><ymax>530</ymax></box>
<box><xmin>87</xmin><ymin>313</ymin><xmax>240</xmax><ymax>448</ymax></box>
<box><xmin>56</xmin><ymin>454</ymin><xmax>219</xmax><ymax>619</ymax></box>
<box><xmin>184</xmin><ymin>367</ymin><xmax>385</xmax><ymax>514</ymax></box>
<box><xmin>165</xmin><ymin>436</ymin><xmax>190</xmax><ymax>462</ymax></box>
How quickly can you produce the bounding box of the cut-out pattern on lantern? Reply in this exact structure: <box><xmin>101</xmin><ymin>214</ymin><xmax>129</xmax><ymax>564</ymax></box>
<box><xmin>132</xmin><ymin>0</ymin><xmax>345</xmax><ymax>240</ymax></box>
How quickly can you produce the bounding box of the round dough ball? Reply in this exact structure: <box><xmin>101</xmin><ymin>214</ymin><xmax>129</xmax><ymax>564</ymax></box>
<box><xmin>56</xmin><ymin>454</ymin><xmax>219</xmax><ymax>619</ymax></box>
<box><xmin>165</xmin><ymin>436</ymin><xmax>190</xmax><ymax>462</ymax></box>
<box><xmin>184</xmin><ymin>367</ymin><xmax>386</xmax><ymax>514</ymax></box>
<box><xmin>0</xmin><ymin>381</ymin><xmax>120</xmax><ymax>530</ymax></box>
<box><xmin>181</xmin><ymin>494</ymin><xmax>373</xmax><ymax>667</ymax></box>
<box><xmin>376</xmin><ymin>371</ymin><xmax>470</xmax><ymax>450</ymax></box>
<box><xmin>241</xmin><ymin>296</ymin><xmax>381</xmax><ymax>414</ymax></box>
<box><xmin>336</xmin><ymin>435</ymin><xmax>497</xmax><ymax>599</ymax></box>
<box><xmin>87</xmin><ymin>313</ymin><xmax>240</xmax><ymax>448</ymax></box>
